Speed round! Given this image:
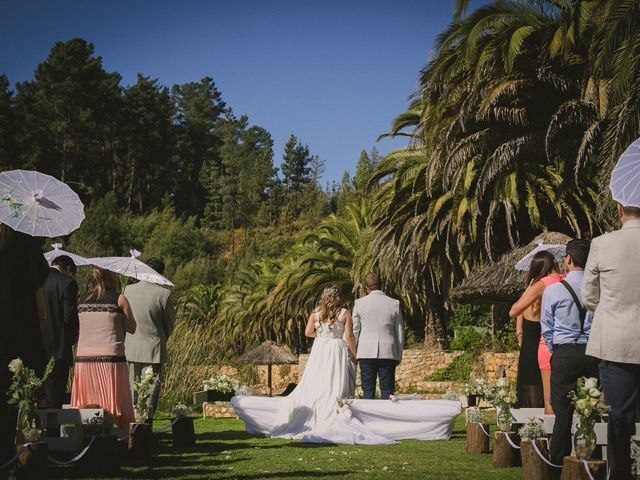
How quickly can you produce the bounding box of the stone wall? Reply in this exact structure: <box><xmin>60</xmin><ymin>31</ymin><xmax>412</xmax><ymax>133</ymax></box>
<box><xmin>211</xmin><ymin>349</ymin><xmax>519</xmax><ymax>395</ymax></box>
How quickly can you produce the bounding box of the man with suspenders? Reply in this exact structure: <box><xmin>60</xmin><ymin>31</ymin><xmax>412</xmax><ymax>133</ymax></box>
<box><xmin>541</xmin><ymin>239</ymin><xmax>598</xmax><ymax>478</ymax></box>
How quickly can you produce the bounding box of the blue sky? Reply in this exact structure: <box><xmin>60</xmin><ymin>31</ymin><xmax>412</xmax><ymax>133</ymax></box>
<box><xmin>1</xmin><ymin>1</ymin><xmax>464</xmax><ymax>184</ymax></box>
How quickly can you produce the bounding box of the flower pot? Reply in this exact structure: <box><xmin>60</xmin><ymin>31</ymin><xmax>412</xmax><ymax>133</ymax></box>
<box><xmin>78</xmin><ymin>435</ymin><xmax>120</xmax><ymax>476</ymax></box>
<box><xmin>171</xmin><ymin>417</ymin><xmax>195</xmax><ymax>447</ymax></box>
<box><xmin>467</xmin><ymin>395</ymin><xmax>477</xmax><ymax>407</ymax></box>
<box><xmin>194</xmin><ymin>390</ymin><xmax>234</xmax><ymax>404</ymax></box>
<box><xmin>15</xmin><ymin>442</ymin><xmax>48</xmax><ymax>480</ymax></box>
<box><xmin>128</xmin><ymin>422</ymin><xmax>152</xmax><ymax>461</ymax></box>
<box><xmin>573</xmin><ymin>418</ymin><xmax>596</xmax><ymax>460</ymax></box>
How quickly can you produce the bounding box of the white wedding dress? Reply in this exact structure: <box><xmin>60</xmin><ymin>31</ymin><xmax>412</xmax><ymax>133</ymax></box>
<box><xmin>231</xmin><ymin>309</ymin><xmax>462</xmax><ymax>444</ymax></box>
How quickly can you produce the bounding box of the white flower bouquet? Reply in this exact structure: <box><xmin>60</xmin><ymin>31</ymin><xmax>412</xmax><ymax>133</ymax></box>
<box><xmin>465</xmin><ymin>407</ymin><xmax>485</xmax><ymax>424</ymax></box>
<box><xmin>569</xmin><ymin>377</ymin><xmax>607</xmax><ymax>421</ymax></box>
<box><xmin>485</xmin><ymin>377</ymin><xmax>517</xmax><ymax>431</ymax></box>
<box><xmin>235</xmin><ymin>385</ymin><xmax>253</xmax><ymax>396</ymax></box>
<box><xmin>463</xmin><ymin>377</ymin><xmax>492</xmax><ymax>397</ymax></box>
<box><xmin>171</xmin><ymin>403</ymin><xmax>192</xmax><ymax>419</ymax></box>
<box><xmin>133</xmin><ymin>367</ymin><xmax>159</xmax><ymax>423</ymax></box>
<box><xmin>518</xmin><ymin>418</ymin><xmax>546</xmax><ymax>441</ymax></box>
<box><xmin>203</xmin><ymin>374</ymin><xmax>240</xmax><ymax>394</ymax></box>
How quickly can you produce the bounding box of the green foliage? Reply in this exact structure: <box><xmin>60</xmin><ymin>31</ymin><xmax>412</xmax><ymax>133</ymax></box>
<box><xmin>449</xmin><ymin>304</ymin><xmax>490</xmax><ymax>329</ymax></box>
<box><xmin>490</xmin><ymin>322</ymin><xmax>519</xmax><ymax>352</ymax></box>
<box><xmin>450</xmin><ymin>327</ymin><xmax>487</xmax><ymax>351</ymax></box>
<box><xmin>427</xmin><ymin>350</ymin><xmax>477</xmax><ymax>382</ymax></box>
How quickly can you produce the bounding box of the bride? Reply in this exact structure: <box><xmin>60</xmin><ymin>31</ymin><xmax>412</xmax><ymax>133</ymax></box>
<box><xmin>269</xmin><ymin>286</ymin><xmax>395</xmax><ymax>444</ymax></box>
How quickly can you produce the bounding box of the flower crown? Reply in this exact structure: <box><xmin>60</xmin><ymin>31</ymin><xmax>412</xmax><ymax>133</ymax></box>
<box><xmin>321</xmin><ymin>286</ymin><xmax>340</xmax><ymax>301</ymax></box>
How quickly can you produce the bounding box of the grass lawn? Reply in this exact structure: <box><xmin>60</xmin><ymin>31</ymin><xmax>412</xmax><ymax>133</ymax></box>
<box><xmin>49</xmin><ymin>415</ymin><xmax>522</xmax><ymax>480</ymax></box>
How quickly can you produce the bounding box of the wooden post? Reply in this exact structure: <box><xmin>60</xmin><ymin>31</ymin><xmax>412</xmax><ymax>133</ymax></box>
<box><xmin>267</xmin><ymin>364</ymin><xmax>273</xmax><ymax>397</ymax></box>
<box><xmin>520</xmin><ymin>439</ymin><xmax>550</xmax><ymax>480</ymax></box>
<box><xmin>466</xmin><ymin>423</ymin><xmax>490</xmax><ymax>454</ymax></box>
<box><xmin>15</xmin><ymin>442</ymin><xmax>48</xmax><ymax>480</ymax></box>
<box><xmin>560</xmin><ymin>457</ymin><xmax>606</xmax><ymax>480</ymax></box>
<box><xmin>128</xmin><ymin>422</ymin><xmax>152</xmax><ymax>460</ymax></box>
<box><xmin>492</xmin><ymin>431</ymin><xmax>521</xmax><ymax>468</ymax></box>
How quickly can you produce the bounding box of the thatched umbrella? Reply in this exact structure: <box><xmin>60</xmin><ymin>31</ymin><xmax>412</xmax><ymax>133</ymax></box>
<box><xmin>451</xmin><ymin>232</ymin><xmax>571</xmax><ymax>332</ymax></box>
<box><xmin>241</xmin><ymin>341</ymin><xmax>298</xmax><ymax>396</ymax></box>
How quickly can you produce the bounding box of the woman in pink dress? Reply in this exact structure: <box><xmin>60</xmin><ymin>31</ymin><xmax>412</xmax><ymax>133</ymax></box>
<box><xmin>71</xmin><ymin>267</ymin><xmax>136</xmax><ymax>428</ymax></box>
<box><xmin>510</xmin><ymin>251</ymin><xmax>564</xmax><ymax>414</ymax></box>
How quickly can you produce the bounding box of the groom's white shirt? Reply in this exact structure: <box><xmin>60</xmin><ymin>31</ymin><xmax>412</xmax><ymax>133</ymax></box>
<box><xmin>352</xmin><ymin>290</ymin><xmax>405</xmax><ymax>361</ymax></box>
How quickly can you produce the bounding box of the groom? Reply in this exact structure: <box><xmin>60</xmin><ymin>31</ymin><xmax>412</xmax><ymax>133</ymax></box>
<box><xmin>352</xmin><ymin>273</ymin><xmax>405</xmax><ymax>399</ymax></box>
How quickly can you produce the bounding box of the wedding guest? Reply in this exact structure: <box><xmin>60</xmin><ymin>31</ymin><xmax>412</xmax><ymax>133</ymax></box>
<box><xmin>124</xmin><ymin>257</ymin><xmax>176</xmax><ymax>422</ymax></box>
<box><xmin>352</xmin><ymin>273</ymin><xmax>405</xmax><ymax>399</ymax></box>
<box><xmin>509</xmin><ymin>250</ymin><xmax>563</xmax><ymax>413</ymax></box>
<box><xmin>70</xmin><ymin>267</ymin><xmax>136</xmax><ymax>429</ymax></box>
<box><xmin>541</xmin><ymin>239</ymin><xmax>597</xmax><ymax>479</ymax></box>
<box><xmin>0</xmin><ymin>224</ymin><xmax>49</xmax><ymax>479</ymax></box>
<box><xmin>41</xmin><ymin>255</ymin><xmax>79</xmax><ymax>408</ymax></box>
<box><xmin>583</xmin><ymin>205</ymin><xmax>640</xmax><ymax>480</ymax></box>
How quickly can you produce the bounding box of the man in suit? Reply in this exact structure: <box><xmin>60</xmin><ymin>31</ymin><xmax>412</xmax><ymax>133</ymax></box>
<box><xmin>583</xmin><ymin>205</ymin><xmax>640</xmax><ymax>480</ymax></box>
<box><xmin>352</xmin><ymin>272</ymin><xmax>405</xmax><ymax>399</ymax></box>
<box><xmin>540</xmin><ymin>239</ymin><xmax>598</xmax><ymax>479</ymax></box>
<box><xmin>41</xmin><ymin>255</ymin><xmax>79</xmax><ymax>408</ymax></box>
<box><xmin>124</xmin><ymin>258</ymin><xmax>176</xmax><ymax>420</ymax></box>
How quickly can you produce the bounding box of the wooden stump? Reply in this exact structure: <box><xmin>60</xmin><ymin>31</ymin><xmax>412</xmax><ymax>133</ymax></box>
<box><xmin>15</xmin><ymin>442</ymin><xmax>48</xmax><ymax>480</ymax></box>
<box><xmin>520</xmin><ymin>439</ymin><xmax>550</xmax><ymax>480</ymax></box>
<box><xmin>128</xmin><ymin>422</ymin><xmax>152</xmax><ymax>461</ymax></box>
<box><xmin>560</xmin><ymin>457</ymin><xmax>606</xmax><ymax>480</ymax></box>
<box><xmin>466</xmin><ymin>423</ymin><xmax>490</xmax><ymax>454</ymax></box>
<box><xmin>172</xmin><ymin>417</ymin><xmax>195</xmax><ymax>447</ymax></box>
<box><xmin>492</xmin><ymin>431</ymin><xmax>521</xmax><ymax>468</ymax></box>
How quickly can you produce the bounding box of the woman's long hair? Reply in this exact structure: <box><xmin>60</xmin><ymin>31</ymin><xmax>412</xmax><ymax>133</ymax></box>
<box><xmin>525</xmin><ymin>251</ymin><xmax>558</xmax><ymax>286</ymax></box>
<box><xmin>85</xmin><ymin>266</ymin><xmax>118</xmax><ymax>300</ymax></box>
<box><xmin>525</xmin><ymin>251</ymin><xmax>558</xmax><ymax>317</ymax></box>
<box><xmin>318</xmin><ymin>286</ymin><xmax>342</xmax><ymax>325</ymax></box>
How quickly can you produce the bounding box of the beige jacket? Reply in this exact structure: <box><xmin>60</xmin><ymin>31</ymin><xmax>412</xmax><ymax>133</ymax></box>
<box><xmin>124</xmin><ymin>281</ymin><xmax>176</xmax><ymax>364</ymax></box>
<box><xmin>352</xmin><ymin>290</ymin><xmax>405</xmax><ymax>361</ymax></box>
<box><xmin>583</xmin><ymin>220</ymin><xmax>640</xmax><ymax>363</ymax></box>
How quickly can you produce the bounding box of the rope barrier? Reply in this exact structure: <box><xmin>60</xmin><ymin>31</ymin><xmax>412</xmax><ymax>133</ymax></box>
<box><xmin>0</xmin><ymin>444</ymin><xmax>29</xmax><ymax>470</ymax></box>
<box><xmin>118</xmin><ymin>422</ymin><xmax>139</xmax><ymax>442</ymax></box>
<box><xmin>531</xmin><ymin>439</ymin><xmax>562</xmax><ymax>468</ymax></box>
<box><xmin>48</xmin><ymin>436</ymin><xmax>96</xmax><ymax>465</ymax></box>
<box><xmin>502</xmin><ymin>431</ymin><xmax>520</xmax><ymax>449</ymax></box>
<box><xmin>476</xmin><ymin>422</ymin><xmax>492</xmax><ymax>438</ymax></box>
<box><xmin>154</xmin><ymin>417</ymin><xmax>180</xmax><ymax>433</ymax></box>
<box><xmin>581</xmin><ymin>459</ymin><xmax>596</xmax><ymax>480</ymax></box>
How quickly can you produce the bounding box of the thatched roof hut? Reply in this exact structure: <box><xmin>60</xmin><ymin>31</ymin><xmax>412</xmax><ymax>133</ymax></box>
<box><xmin>451</xmin><ymin>231</ymin><xmax>571</xmax><ymax>305</ymax></box>
<box><xmin>241</xmin><ymin>341</ymin><xmax>298</xmax><ymax>396</ymax></box>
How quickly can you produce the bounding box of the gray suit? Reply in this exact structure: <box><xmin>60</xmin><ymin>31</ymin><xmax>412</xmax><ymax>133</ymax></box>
<box><xmin>582</xmin><ymin>219</ymin><xmax>640</xmax><ymax>479</ymax></box>
<box><xmin>352</xmin><ymin>290</ymin><xmax>405</xmax><ymax>361</ymax></box>
<box><xmin>124</xmin><ymin>281</ymin><xmax>176</xmax><ymax>417</ymax></box>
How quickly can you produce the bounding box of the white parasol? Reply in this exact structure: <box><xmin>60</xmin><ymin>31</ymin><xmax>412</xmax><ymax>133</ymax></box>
<box><xmin>609</xmin><ymin>137</ymin><xmax>640</xmax><ymax>208</ymax></box>
<box><xmin>89</xmin><ymin>249</ymin><xmax>174</xmax><ymax>287</ymax></box>
<box><xmin>514</xmin><ymin>240</ymin><xmax>566</xmax><ymax>271</ymax></box>
<box><xmin>44</xmin><ymin>243</ymin><xmax>91</xmax><ymax>266</ymax></box>
<box><xmin>0</xmin><ymin>169</ymin><xmax>85</xmax><ymax>237</ymax></box>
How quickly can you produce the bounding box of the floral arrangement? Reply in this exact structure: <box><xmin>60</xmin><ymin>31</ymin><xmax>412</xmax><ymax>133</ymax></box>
<box><xmin>569</xmin><ymin>377</ymin><xmax>607</xmax><ymax>421</ymax></box>
<box><xmin>631</xmin><ymin>440</ymin><xmax>640</xmax><ymax>476</ymax></box>
<box><xmin>485</xmin><ymin>377</ymin><xmax>517</xmax><ymax>431</ymax></box>
<box><xmin>133</xmin><ymin>367</ymin><xmax>159</xmax><ymax>423</ymax></box>
<box><xmin>82</xmin><ymin>410</ymin><xmax>115</xmax><ymax>436</ymax></box>
<box><xmin>203</xmin><ymin>374</ymin><xmax>240</xmax><ymax>394</ymax></box>
<box><xmin>463</xmin><ymin>377</ymin><xmax>492</xmax><ymax>397</ymax></box>
<box><xmin>171</xmin><ymin>403</ymin><xmax>192</xmax><ymax>419</ymax></box>
<box><xmin>442</xmin><ymin>391</ymin><xmax>460</xmax><ymax>401</ymax></box>
<box><xmin>518</xmin><ymin>417</ymin><xmax>546</xmax><ymax>441</ymax></box>
<box><xmin>336</xmin><ymin>398</ymin><xmax>353</xmax><ymax>414</ymax></box>
<box><xmin>465</xmin><ymin>407</ymin><xmax>485</xmax><ymax>424</ymax></box>
<box><xmin>235</xmin><ymin>385</ymin><xmax>253</xmax><ymax>396</ymax></box>
<box><xmin>8</xmin><ymin>357</ymin><xmax>55</xmax><ymax>443</ymax></box>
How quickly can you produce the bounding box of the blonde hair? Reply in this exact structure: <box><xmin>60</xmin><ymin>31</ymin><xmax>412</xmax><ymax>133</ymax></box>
<box><xmin>318</xmin><ymin>286</ymin><xmax>342</xmax><ymax>325</ymax></box>
<box><xmin>86</xmin><ymin>267</ymin><xmax>118</xmax><ymax>300</ymax></box>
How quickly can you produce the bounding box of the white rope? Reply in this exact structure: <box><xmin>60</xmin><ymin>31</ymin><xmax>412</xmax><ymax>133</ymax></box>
<box><xmin>581</xmin><ymin>459</ymin><xmax>595</xmax><ymax>480</ymax></box>
<box><xmin>0</xmin><ymin>444</ymin><xmax>29</xmax><ymax>470</ymax></box>
<box><xmin>48</xmin><ymin>436</ymin><xmax>96</xmax><ymax>465</ymax></box>
<box><xmin>475</xmin><ymin>422</ymin><xmax>492</xmax><ymax>438</ymax></box>
<box><xmin>154</xmin><ymin>417</ymin><xmax>180</xmax><ymax>433</ymax></box>
<box><xmin>531</xmin><ymin>439</ymin><xmax>563</xmax><ymax>468</ymax></box>
<box><xmin>118</xmin><ymin>422</ymin><xmax>140</xmax><ymax>441</ymax></box>
<box><xmin>502</xmin><ymin>431</ymin><xmax>520</xmax><ymax>449</ymax></box>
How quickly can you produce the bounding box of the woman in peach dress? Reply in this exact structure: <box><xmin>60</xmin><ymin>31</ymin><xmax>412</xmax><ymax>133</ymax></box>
<box><xmin>510</xmin><ymin>251</ymin><xmax>564</xmax><ymax>414</ymax></box>
<box><xmin>71</xmin><ymin>267</ymin><xmax>136</xmax><ymax>428</ymax></box>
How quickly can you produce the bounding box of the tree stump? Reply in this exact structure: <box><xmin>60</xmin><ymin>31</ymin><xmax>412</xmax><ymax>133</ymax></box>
<box><xmin>15</xmin><ymin>442</ymin><xmax>48</xmax><ymax>480</ymax></box>
<box><xmin>560</xmin><ymin>457</ymin><xmax>606</xmax><ymax>480</ymax></box>
<box><xmin>466</xmin><ymin>423</ymin><xmax>490</xmax><ymax>454</ymax></box>
<box><xmin>172</xmin><ymin>417</ymin><xmax>195</xmax><ymax>447</ymax></box>
<box><xmin>520</xmin><ymin>439</ymin><xmax>550</xmax><ymax>480</ymax></box>
<box><xmin>128</xmin><ymin>422</ymin><xmax>152</xmax><ymax>461</ymax></box>
<box><xmin>79</xmin><ymin>435</ymin><xmax>120</xmax><ymax>475</ymax></box>
<box><xmin>492</xmin><ymin>431</ymin><xmax>521</xmax><ymax>468</ymax></box>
